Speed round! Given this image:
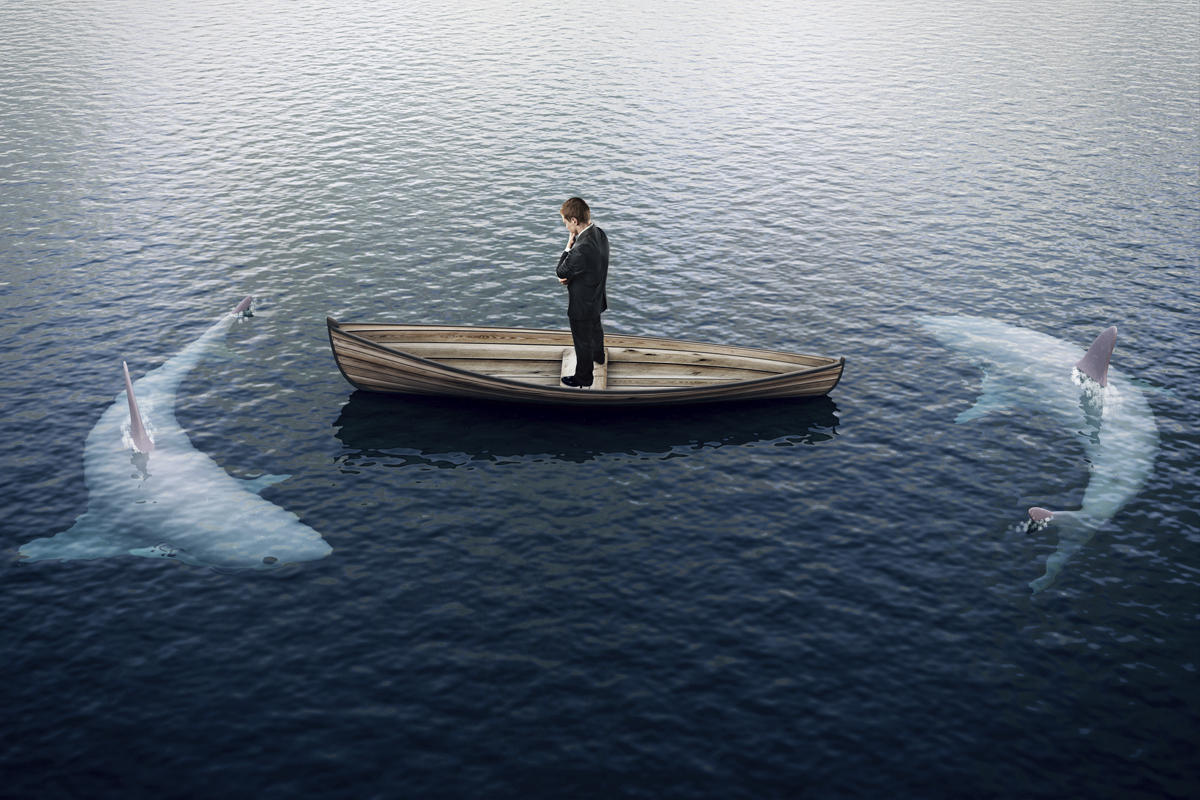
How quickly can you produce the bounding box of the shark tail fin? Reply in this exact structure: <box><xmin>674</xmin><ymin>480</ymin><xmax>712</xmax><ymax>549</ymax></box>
<box><xmin>1025</xmin><ymin>508</ymin><xmax>1093</xmax><ymax>593</ymax></box>
<box><xmin>1075</xmin><ymin>326</ymin><xmax>1117</xmax><ymax>387</ymax></box>
<box><xmin>122</xmin><ymin>361</ymin><xmax>155</xmax><ymax>453</ymax></box>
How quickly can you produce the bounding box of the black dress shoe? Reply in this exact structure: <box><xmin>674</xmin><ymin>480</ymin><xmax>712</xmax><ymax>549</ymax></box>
<box><xmin>562</xmin><ymin>375</ymin><xmax>593</xmax><ymax>388</ymax></box>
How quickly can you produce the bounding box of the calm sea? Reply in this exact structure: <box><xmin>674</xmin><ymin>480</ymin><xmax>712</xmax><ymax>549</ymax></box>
<box><xmin>2</xmin><ymin>1</ymin><xmax>1197</xmax><ymax>797</ymax></box>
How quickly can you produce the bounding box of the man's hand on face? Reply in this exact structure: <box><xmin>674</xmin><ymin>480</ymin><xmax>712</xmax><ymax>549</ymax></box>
<box><xmin>562</xmin><ymin>215</ymin><xmax>579</xmax><ymax>250</ymax></box>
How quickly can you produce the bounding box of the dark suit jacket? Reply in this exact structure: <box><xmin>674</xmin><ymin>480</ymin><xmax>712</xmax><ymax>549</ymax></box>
<box><xmin>555</xmin><ymin>224</ymin><xmax>609</xmax><ymax>319</ymax></box>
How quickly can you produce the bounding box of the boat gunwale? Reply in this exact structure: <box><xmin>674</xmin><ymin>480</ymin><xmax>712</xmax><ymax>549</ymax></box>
<box><xmin>331</xmin><ymin>320</ymin><xmax>832</xmax><ymax>365</ymax></box>
<box><xmin>327</xmin><ymin>318</ymin><xmax>845</xmax><ymax>400</ymax></box>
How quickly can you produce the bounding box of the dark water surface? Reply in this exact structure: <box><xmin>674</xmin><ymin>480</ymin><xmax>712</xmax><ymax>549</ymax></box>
<box><xmin>2</xmin><ymin>1</ymin><xmax>1198</xmax><ymax>797</ymax></box>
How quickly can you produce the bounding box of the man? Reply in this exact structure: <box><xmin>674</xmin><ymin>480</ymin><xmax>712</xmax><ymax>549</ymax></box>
<box><xmin>555</xmin><ymin>197</ymin><xmax>609</xmax><ymax>388</ymax></box>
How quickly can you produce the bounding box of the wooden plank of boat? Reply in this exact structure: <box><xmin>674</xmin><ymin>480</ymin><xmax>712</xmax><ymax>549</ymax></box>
<box><xmin>560</xmin><ymin>348</ymin><xmax>609</xmax><ymax>390</ymax></box>
<box><xmin>327</xmin><ymin>318</ymin><xmax>844</xmax><ymax>406</ymax></box>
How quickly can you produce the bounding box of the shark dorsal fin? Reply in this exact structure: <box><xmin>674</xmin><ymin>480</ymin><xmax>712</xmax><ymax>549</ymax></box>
<box><xmin>1076</xmin><ymin>326</ymin><xmax>1117</xmax><ymax>387</ymax></box>
<box><xmin>122</xmin><ymin>361</ymin><xmax>155</xmax><ymax>453</ymax></box>
<box><xmin>1028</xmin><ymin>507</ymin><xmax>1054</xmax><ymax>523</ymax></box>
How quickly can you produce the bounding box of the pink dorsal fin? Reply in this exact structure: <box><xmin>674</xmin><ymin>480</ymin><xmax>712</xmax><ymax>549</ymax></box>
<box><xmin>1075</xmin><ymin>326</ymin><xmax>1117</xmax><ymax>387</ymax></box>
<box><xmin>1028</xmin><ymin>507</ymin><xmax>1054</xmax><ymax>523</ymax></box>
<box><xmin>232</xmin><ymin>296</ymin><xmax>253</xmax><ymax>315</ymax></box>
<box><xmin>122</xmin><ymin>361</ymin><xmax>154</xmax><ymax>453</ymax></box>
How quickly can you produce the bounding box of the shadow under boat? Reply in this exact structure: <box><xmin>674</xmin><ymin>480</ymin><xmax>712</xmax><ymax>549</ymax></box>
<box><xmin>333</xmin><ymin>390</ymin><xmax>841</xmax><ymax>466</ymax></box>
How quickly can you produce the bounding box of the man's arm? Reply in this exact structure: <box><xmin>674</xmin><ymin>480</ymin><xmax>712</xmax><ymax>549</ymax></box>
<box><xmin>556</xmin><ymin>240</ymin><xmax>593</xmax><ymax>283</ymax></box>
<box><xmin>556</xmin><ymin>249</ymin><xmax>571</xmax><ymax>284</ymax></box>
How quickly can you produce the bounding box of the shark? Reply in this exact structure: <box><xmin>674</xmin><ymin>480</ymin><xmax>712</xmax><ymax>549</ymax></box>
<box><xmin>918</xmin><ymin>315</ymin><xmax>1159</xmax><ymax>592</ymax></box>
<box><xmin>19</xmin><ymin>297</ymin><xmax>332</xmax><ymax>569</ymax></box>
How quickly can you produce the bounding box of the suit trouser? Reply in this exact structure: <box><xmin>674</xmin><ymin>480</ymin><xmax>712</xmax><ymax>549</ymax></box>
<box><xmin>569</xmin><ymin>315</ymin><xmax>605</xmax><ymax>381</ymax></box>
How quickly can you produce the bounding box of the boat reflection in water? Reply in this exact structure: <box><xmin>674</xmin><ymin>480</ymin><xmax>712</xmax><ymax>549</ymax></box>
<box><xmin>333</xmin><ymin>391</ymin><xmax>841</xmax><ymax>468</ymax></box>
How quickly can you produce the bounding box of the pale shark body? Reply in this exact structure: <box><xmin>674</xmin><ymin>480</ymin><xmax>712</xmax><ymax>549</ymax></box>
<box><xmin>20</xmin><ymin>298</ymin><xmax>332</xmax><ymax>569</ymax></box>
<box><xmin>919</xmin><ymin>315</ymin><xmax>1158</xmax><ymax>592</ymax></box>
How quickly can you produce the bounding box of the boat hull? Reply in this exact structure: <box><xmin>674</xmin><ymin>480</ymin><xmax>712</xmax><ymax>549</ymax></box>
<box><xmin>328</xmin><ymin>319</ymin><xmax>844</xmax><ymax>406</ymax></box>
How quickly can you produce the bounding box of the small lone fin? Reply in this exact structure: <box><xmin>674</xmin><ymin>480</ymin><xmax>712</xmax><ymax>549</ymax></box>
<box><xmin>122</xmin><ymin>361</ymin><xmax>154</xmax><ymax>453</ymax></box>
<box><xmin>233</xmin><ymin>295</ymin><xmax>254</xmax><ymax>316</ymax></box>
<box><xmin>1028</xmin><ymin>507</ymin><xmax>1087</xmax><ymax>527</ymax></box>
<box><xmin>1076</xmin><ymin>326</ymin><xmax>1117</xmax><ymax>387</ymax></box>
<box><xmin>1028</xmin><ymin>507</ymin><xmax>1054</xmax><ymax>523</ymax></box>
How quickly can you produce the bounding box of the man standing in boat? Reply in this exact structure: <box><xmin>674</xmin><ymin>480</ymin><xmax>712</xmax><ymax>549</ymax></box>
<box><xmin>556</xmin><ymin>197</ymin><xmax>609</xmax><ymax>388</ymax></box>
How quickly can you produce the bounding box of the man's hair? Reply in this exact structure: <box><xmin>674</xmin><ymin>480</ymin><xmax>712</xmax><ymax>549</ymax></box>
<box><xmin>560</xmin><ymin>197</ymin><xmax>591</xmax><ymax>224</ymax></box>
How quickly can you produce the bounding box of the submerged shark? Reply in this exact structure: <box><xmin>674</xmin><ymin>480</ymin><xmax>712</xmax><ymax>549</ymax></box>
<box><xmin>918</xmin><ymin>315</ymin><xmax>1159</xmax><ymax>592</ymax></box>
<box><xmin>19</xmin><ymin>297</ymin><xmax>332</xmax><ymax>569</ymax></box>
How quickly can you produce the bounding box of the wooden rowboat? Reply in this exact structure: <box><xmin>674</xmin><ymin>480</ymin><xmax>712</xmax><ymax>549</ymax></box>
<box><xmin>327</xmin><ymin>318</ymin><xmax>844</xmax><ymax>406</ymax></box>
